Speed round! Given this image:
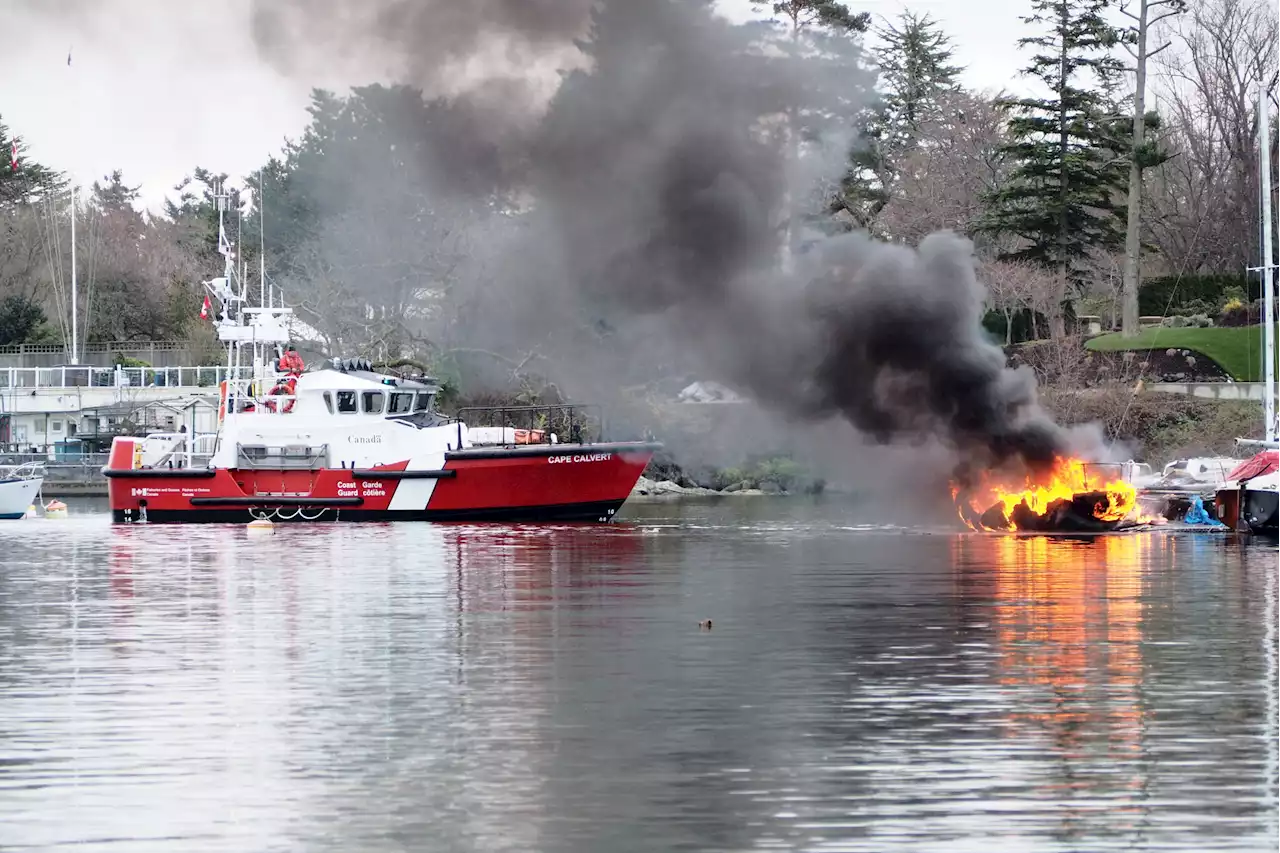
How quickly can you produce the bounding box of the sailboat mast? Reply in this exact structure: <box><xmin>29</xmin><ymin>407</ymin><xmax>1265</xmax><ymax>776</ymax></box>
<box><xmin>259</xmin><ymin>176</ymin><xmax>267</xmax><ymax>309</ymax></box>
<box><xmin>70</xmin><ymin>184</ymin><xmax>78</xmax><ymax>366</ymax></box>
<box><xmin>1260</xmin><ymin>86</ymin><xmax>1276</xmax><ymax>443</ymax></box>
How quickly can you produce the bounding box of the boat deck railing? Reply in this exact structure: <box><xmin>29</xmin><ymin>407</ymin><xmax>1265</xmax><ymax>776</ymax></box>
<box><xmin>0</xmin><ymin>460</ymin><xmax>46</xmax><ymax>481</ymax></box>
<box><xmin>136</xmin><ymin>432</ymin><xmax>218</xmax><ymax>470</ymax></box>
<box><xmin>454</xmin><ymin>404</ymin><xmax>604</xmax><ymax>449</ymax></box>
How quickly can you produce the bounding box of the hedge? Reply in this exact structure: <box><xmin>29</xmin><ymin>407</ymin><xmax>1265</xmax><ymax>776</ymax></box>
<box><xmin>1138</xmin><ymin>273</ymin><xmax>1260</xmax><ymax>316</ymax></box>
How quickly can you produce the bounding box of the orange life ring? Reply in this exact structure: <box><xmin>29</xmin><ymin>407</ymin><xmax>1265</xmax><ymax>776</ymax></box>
<box><xmin>263</xmin><ymin>377</ymin><xmax>297</xmax><ymax>413</ymax></box>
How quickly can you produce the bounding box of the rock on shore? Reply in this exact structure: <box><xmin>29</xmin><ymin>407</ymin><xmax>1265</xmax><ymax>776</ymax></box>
<box><xmin>630</xmin><ymin>476</ymin><xmax>771</xmax><ymax>497</ymax></box>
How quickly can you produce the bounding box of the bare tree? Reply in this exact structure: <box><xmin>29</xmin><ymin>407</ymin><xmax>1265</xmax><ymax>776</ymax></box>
<box><xmin>1118</xmin><ymin>0</ymin><xmax>1186</xmax><ymax>336</ymax></box>
<box><xmin>281</xmin><ymin>205</ymin><xmax>477</xmax><ymax>362</ymax></box>
<box><xmin>875</xmin><ymin>89</ymin><xmax>1011</xmax><ymax>244</ymax></box>
<box><xmin>1146</xmin><ymin>0</ymin><xmax>1278</xmax><ymax>274</ymax></box>
<box><xmin>1079</xmin><ymin>248</ymin><xmax>1127</xmax><ymax>328</ymax></box>
<box><xmin>0</xmin><ymin>209</ymin><xmax>46</xmax><ymax>304</ymax></box>
<box><xmin>979</xmin><ymin>257</ymin><xmax>1059</xmax><ymax>345</ymax></box>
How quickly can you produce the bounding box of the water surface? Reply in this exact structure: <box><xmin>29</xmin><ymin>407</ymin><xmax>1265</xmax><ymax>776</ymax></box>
<box><xmin>0</xmin><ymin>498</ymin><xmax>1276</xmax><ymax>852</ymax></box>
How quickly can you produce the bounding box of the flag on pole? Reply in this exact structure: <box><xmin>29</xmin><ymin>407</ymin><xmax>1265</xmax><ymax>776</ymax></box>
<box><xmin>200</xmin><ymin>294</ymin><xmax>211</xmax><ymax>320</ymax></box>
<box><xmin>9</xmin><ymin>140</ymin><xmax>17</xmax><ymax>172</ymax></box>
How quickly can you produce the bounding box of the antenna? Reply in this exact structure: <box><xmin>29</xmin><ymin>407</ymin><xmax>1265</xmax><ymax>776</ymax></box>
<box><xmin>237</xmin><ymin>202</ymin><xmax>245</xmax><ymax>294</ymax></box>
<box><xmin>213</xmin><ymin>179</ymin><xmax>237</xmax><ymax>306</ymax></box>
<box><xmin>259</xmin><ymin>172</ymin><xmax>267</xmax><ymax>309</ymax></box>
<box><xmin>70</xmin><ymin>185</ymin><xmax>78</xmax><ymax>365</ymax></box>
<box><xmin>1260</xmin><ymin>86</ymin><xmax>1276</xmax><ymax>443</ymax></box>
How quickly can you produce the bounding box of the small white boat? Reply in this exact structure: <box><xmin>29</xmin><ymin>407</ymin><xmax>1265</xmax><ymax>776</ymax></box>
<box><xmin>0</xmin><ymin>462</ymin><xmax>46</xmax><ymax>520</ymax></box>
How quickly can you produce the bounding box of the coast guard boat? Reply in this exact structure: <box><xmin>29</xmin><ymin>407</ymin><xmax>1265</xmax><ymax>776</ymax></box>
<box><xmin>103</xmin><ymin>195</ymin><xmax>658</xmax><ymax>525</ymax></box>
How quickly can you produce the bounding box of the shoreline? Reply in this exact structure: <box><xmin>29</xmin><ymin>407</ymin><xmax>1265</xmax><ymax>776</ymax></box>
<box><xmin>630</xmin><ymin>476</ymin><xmax>835</xmax><ymax>499</ymax></box>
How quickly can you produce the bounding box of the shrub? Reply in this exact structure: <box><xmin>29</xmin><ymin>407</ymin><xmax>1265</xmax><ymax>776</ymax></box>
<box><xmin>1187</xmin><ymin>313</ymin><xmax>1213</xmax><ymax>328</ymax></box>
<box><xmin>1220</xmin><ymin>286</ymin><xmax>1247</xmax><ymax>310</ymax></box>
<box><xmin>1161</xmin><ymin>315</ymin><xmax>1190</xmax><ymax>328</ymax></box>
<box><xmin>753</xmin><ymin>457</ymin><xmax>806</xmax><ymax>492</ymax></box>
<box><xmin>711</xmin><ymin>467</ymin><xmax>746</xmax><ymax>490</ymax></box>
<box><xmin>113</xmin><ymin>354</ymin><xmax>151</xmax><ymax>368</ymax></box>
<box><xmin>1218</xmin><ymin>303</ymin><xmax>1253</xmax><ymax>327</ymax></box>
<box><xmin>1216</xmin><ymin>298</ymin><xmax>1276</xmax><ymax>327</ymax></box>
<box><xmin>1175</xmin><ymin>298</ymin><xmax>1215</xmax><ymax>318</ymax></box>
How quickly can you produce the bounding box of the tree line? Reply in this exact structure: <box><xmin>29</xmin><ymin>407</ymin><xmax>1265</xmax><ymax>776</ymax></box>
<box><xmin>0</xmin><ymin>0</ymin><xmax>1274</xmax><ymax>373</ymax></box>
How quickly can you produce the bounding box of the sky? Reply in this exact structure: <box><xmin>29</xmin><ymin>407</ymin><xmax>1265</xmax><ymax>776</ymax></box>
<box><xmin>1</xmin><ymin>0</ymin><xmax>1033</xmax><ymax>212</ymax></box>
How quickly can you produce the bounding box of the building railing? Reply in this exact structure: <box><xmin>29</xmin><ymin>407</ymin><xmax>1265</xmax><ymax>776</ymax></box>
<box><xmin>0</xmin><ymin>341</ymin><xmax>211</xmax><ymax>370</ymax></box>
<box><xmin>0</xmin><ymin>438</ymin><xmax>219</xmax><ymax>470</ymax></box>
<box><xmin>0</xmin><ymin>365</ymin><xmax>250</xmax><ymax>391</ymax></box>
<box><xmin>0</xmin><ymin>451</ymin><xmax>108</xmax><ymax>470</ymax></box>
<box><xmin>0</xmin><ymin>341</ymin><xmax>196</xmax><ymax>355</ymax></box>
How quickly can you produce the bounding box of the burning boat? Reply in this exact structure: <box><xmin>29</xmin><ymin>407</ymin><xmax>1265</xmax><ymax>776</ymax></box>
<box><xmin>955</xmin><ymin>458</ymin><xmax>1156</xmax><ymax>533</ymax></box>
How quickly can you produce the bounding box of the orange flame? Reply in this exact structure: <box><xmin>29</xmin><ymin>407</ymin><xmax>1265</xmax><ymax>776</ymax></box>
<box><xmin>954</xmin><ymin>457</ymin><xmax>1140</xmax><ymax>532</ymax></box>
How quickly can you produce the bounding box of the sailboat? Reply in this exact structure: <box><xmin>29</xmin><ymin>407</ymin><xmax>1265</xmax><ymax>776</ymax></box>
<box><xmin>1213</xmin><ymin>86</ymin><xmax>1279</xmax><ymax>536</ymax></box>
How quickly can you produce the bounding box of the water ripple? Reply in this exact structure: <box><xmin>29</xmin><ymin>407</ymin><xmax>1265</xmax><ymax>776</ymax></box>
<box><xmin>0</xmin><ymin>500</ymin><xmax>1274</xmax><ymax>852</ymax></box>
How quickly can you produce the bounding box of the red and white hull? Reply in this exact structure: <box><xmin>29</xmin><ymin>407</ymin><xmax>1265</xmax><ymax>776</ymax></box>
<box><xmin>105</xmin><ymin>440</ymin><xmax>659</xmax><ymax>524</ymax></box>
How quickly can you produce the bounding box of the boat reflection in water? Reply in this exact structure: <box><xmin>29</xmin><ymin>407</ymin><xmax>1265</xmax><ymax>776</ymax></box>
<box><xmin>99</xmin><ymin>522</ymin><xmax>664</xmax><ymax>851</ymax></box>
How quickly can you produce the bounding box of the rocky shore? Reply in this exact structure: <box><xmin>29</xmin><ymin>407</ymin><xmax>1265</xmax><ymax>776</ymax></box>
<box><xmin>630</xmin><ymin>476</ymin><xmax>782</xmax><ymax>498</ymax></box>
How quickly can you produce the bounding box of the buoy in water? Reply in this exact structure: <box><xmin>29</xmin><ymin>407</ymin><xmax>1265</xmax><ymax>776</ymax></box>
<box><xmin>246</xmin><ymin>518</ymin><xmax>275</xmax><ymax>534</ymax></box>
<box><xmin>44</xmin><ymin>500</ymin><xmax>68</xmax><ymax>519</ymax></box>
<box><xmin>26</xmin><ymin>505</ymin><xmax>38</xmax><ymax>518</ymax></box>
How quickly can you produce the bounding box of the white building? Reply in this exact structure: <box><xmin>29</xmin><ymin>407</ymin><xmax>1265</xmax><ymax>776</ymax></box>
<box><xmin>0</xmin><ymin>365</ymin><xmax>231</xmax><ymax>455</ymax></box>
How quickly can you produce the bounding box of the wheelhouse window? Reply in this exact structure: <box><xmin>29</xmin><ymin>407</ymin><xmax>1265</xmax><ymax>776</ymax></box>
<box><xmin>322</xmin><ymin>392</ymin><xmax>335</xmax><ymax>414</ymax></box>
<box><xmin>413</xmin><ymin>392</ymin><xmax>433</xmax><ymax>413</ymax></box>
<box><xmin>362</xmin><ymin>391</ymin><xmax>386</xmax><ymax>415</ymax></box>
<box><xmin>389</xmin><ymin>392</ymin><xmax>415</xmax><ymax>415</ymax></box>
<box><xmin>336</xmin><ymin>391</ymin><xmax>358</xmax><ymax>414</ymax></box>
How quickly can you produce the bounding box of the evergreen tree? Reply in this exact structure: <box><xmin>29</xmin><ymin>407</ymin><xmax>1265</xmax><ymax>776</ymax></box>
<box><xmin>0</xmin><ymin>116</ymin><xmax>66</xmax><ymax>208</ymax></box>
<box><xmin>978</xmin><ymin>0</ymin><xmax>1129</xmax><ymax>338</ymax></box>
<box><xmin>163</xmin><ymin>167</ymin><xmax>248</xmax><ymax>271</ymax></box>
<box><xmin>874</xmin><ymin>13</ymin><xmax>964</xmax><ymax>148</ymax></box>
<box><xmin>750</xmin><ymin>1</ymin><xmax>874</xmax><ymax>252</ymax></box>
<box><xmin>838</xmin><ymin>12</ymin><xmax>964</xmax><ymax>232</ymax></box>
<box><xmin>0</xmin><ymin>293</ymin><xmax>47</xmax><ymax>346</ymax></box>
<box><xmin>90</xmin><ymin>170</ymin><xmax>142</xmax><ymax>213</ymax></box>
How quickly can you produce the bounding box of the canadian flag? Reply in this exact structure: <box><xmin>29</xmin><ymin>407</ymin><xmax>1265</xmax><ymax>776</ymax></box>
<box><xmin>9</xmin><ymin>140</ymin><xmax>17</xmax><ymax>172</ymax></box>
<box><xmin>199</xmin><ymin>294</ymin><xmax>211</xmax><ymax>320</ymax></box>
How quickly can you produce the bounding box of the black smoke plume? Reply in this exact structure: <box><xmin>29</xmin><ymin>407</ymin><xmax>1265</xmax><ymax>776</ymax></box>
<box><xmin>248</xmin><ymin>0</ymin><xmax>1096</xmax><ymax>480</ymax></box>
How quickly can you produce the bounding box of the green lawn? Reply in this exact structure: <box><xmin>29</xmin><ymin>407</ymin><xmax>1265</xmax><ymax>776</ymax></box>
<box><xmin>1084</xmin><ymin>325</ymin><xmax>1278</xmax><ymax>382</ymax></box>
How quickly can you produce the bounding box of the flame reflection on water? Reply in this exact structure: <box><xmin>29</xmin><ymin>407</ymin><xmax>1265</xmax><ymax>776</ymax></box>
<box><xmin>988</xmin><ymin>535</ymin><xmax>1147</xmax><ymax>823</ymax></box>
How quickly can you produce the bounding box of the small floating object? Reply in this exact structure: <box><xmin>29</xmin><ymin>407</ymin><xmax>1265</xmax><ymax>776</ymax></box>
<box><xmin>26</xmin><ymin>504</ymin><xmax>38</xmax><ymax>518</ymax></box>
<box><xmin>699</xmin><ymin>619</ymin><xmax>712</xmax><ymax>631</ymax></box>
<box><xmin>246</xmin><ymin>518</ymin><xmax>275</xmax><ymax>534</ymax></box>
<box><xmin>44</xmin><ymin>500</ymin><xmax>68</xmax><ymax>519</ymax></box>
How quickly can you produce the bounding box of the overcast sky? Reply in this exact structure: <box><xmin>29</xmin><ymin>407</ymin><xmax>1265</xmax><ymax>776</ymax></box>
<box><xmin>2</xmin><ymin>0</ymin><xmax>1032</xmax><ymax>211</ymax></box>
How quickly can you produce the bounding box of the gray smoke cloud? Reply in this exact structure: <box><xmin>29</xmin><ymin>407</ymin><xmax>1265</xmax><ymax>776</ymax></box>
<box><xmin>251</xmin><ymin>0</ymin><xmax>1097</xmax><ymax>482</ymax></box>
